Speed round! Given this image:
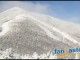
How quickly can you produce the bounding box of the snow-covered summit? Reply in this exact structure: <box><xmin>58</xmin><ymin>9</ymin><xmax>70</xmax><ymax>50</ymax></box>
<box><xmin>0</xmin><ymin>7</ymin><xmax>26</xmax><ymax>25</ymax></box>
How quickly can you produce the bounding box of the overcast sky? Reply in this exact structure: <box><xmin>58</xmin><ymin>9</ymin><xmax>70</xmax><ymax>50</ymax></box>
<box><xmin>0</xmin><ymin>1</ymin><xmax>80</xmax><ymax>23</ymax></box>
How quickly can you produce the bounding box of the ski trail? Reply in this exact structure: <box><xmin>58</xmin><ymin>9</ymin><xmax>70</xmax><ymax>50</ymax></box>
<box><xmin>25</xmin><ymin>15</ymin><xmax>80</xmax><ymax>46</ymax></box>
<box><xmin>37</xmin><ymin>24</ymin><xmax>60</xmax><ymax>40</ymax></box>
<box><xmin>0</xmin><ymin>14</ymin><xmax>26</xmax><ymax>36</ymax></box>
<box><xmin>0</xmin><ymin>21</ymin><xmax>9</xmax><ymax>36</ymax></box>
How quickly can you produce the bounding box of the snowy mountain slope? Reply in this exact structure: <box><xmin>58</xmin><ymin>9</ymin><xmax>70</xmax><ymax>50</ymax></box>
<box><xmin>0</xmin><ymin>7</ymin><xmax>80</xmax><ymax>58</ymax></box>
<box><xmin>0</xmin><ymin>14</ymin><xmax>72</xmax><ymax>55</ymax></box>
<box><xmin>27</xmin><ymin>14</ymin><xmax>80</xmax><ymax>42</ymax></box>
<box><xmin>0</xmin><ymin>7</ymin><xmax>26</xmax><ymax>26</ymax></box>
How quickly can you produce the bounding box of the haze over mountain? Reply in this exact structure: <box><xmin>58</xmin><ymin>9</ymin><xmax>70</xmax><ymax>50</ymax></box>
<box><xmin>0</xmin><ymin>7</ymin><xmax>80</xmax><ymax>59</ymax></box>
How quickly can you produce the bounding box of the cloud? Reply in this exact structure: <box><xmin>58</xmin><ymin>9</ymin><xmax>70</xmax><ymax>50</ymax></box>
<box><xmin>0</xmin><ymin>1</ymin><xmax>49</xmax><ymax>14</ymax></box>
<box><xmin>21</xmin><ymin>2</ymin><xmax>49</xmax><ymax>13</ymax></box>
<box><xmin>67</xmin><ymin>17</ymin><xmax>80</xmax><ymax>23</ymax></box>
